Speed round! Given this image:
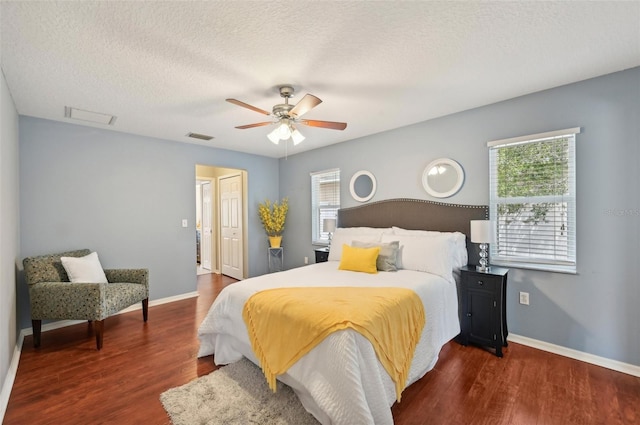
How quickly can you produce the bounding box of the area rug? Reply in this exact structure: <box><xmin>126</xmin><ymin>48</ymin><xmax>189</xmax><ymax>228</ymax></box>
<box><xmin>160</xmin><ymin>358</ymin><xmax>319</xmax><ymax>425</ymax></box>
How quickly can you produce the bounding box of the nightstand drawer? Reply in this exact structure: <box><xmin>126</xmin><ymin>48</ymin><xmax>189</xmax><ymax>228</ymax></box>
<box><xmin>464</xmin><ymin>273</ymin><xmax>498</xmax><ymax>292</ymax></box>
<box><xmin>315</xmin><ymin>248</ymin><xmax>329</xmax><ymax>263</ymax></box>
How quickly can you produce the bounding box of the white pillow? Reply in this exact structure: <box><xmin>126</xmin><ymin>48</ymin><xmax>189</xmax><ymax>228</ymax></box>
<box><xmin>60</xmin><ymin>252</ymin><xmax>108</xmax><ymax>283</ymax></box>
<box><xmin>327</xmin><ymin>227</ymin><xmax>389</xmax><ymax>261</ymax></box>
<box><xmin>381</xmin><ymin>233</ymin><xmax>454</xmax><ymax>283</ymax></box>
<box><xmin>392</xmin><ymin>227</ymin><xmax>468</xmax><ymax>269</ymax></box>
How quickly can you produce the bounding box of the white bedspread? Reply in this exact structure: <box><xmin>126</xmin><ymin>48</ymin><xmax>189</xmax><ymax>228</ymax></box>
<box><xmin>197</xmin><ymin>262</ymin><xmax>460</xmax><ymax>425</ymax></box>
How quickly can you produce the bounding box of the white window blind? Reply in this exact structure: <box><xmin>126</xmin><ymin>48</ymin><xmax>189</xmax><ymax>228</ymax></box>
<box><xmin>488</xmin><ymin>128</ymin><xmax>579</xmax><ymax>273</ymax></box>
<box><xmin>311</xmin><ymin>168</ymin><xmax>340</xmax><ymax>245</ymax></box>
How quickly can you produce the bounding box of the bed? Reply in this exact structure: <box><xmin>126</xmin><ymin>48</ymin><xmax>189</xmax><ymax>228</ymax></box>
<box><xmin>198</xmin><ymin>198</ymin><xmax>488</xmax><ymax>425</ymax></box>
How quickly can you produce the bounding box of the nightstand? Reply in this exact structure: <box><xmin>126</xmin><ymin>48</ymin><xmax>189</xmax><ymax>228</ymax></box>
<box><xmin>314</xmin><ymin>247</ymin><xmax>329</xmax><ymax>263</ymax></box>
<box><xmin>458</xmin><ymin>265</ymin><xmax>509</xmax><ymax>357</ymax></box>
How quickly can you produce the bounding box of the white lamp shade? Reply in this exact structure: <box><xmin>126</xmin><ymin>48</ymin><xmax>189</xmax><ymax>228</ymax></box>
<box><xmin>277</xmin><ymin>121</ymin><xmax>291</xmax><ymax>139</ymax></box>
<box><xmin>323</xmin><ymin>218</ymin><xmax>336</xmax><ymax>233</ymax></box>
<box><xmin>267</xmin><ymin>128</ymin><xmax>280</xmax><ymax>144</ymax></box>
<box><xmin>470</xmin><ymin>220</ymin><xmax>494</xmax><ymax>243</ymax></box>
<box><xmin>291</xmin><ymin>128</ymin><xmax>305</xmax><ymax>145</ymax></box>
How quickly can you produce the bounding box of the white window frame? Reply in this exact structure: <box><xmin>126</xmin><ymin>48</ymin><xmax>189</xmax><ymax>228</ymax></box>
<box><xmin>311</xmin><ymin>168</ymin><xmax>340</xmax><ymax>245</ymax></box>
<box><xmin>488</xmin><ymin>127</ymin><xmax>579</xmax><ymax>274</ymax></box>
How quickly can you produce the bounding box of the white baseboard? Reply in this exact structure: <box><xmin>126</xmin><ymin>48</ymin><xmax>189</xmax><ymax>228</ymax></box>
<box><xmin>508</xmin><ymin>333</ymin><xmax>640</xmax><ymax>377</ymax></box>
<box><xmin>118</xmin><ymin>291</ymin><xmax>199</xmax><ymax>314</ymax></box>
<box><xmin>0</xmin><ymin>330</ymin><xmax>24</xmax><ymax>423</ymax></box>
<box><xmin>0</xmin><ymin>290</ymin><xmax>199</xmax><ymax>422</ymax></box>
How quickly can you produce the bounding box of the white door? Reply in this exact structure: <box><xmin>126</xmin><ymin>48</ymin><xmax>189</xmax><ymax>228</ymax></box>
<box><xmin>201</xmin><ymin>181</ymin><xmax>212</xmax><ymax>270</ymax></box>
<box><xmin>220</xmin><ymin>174</ymin><xmax>243</xmax><ymax>279</ymax></box>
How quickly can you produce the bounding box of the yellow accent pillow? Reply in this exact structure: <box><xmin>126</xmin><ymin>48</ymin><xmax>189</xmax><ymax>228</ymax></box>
<box><xmin>338</xmin><ymin>244</ymin><xmax>380</xmax><ymax>274</ymax></box>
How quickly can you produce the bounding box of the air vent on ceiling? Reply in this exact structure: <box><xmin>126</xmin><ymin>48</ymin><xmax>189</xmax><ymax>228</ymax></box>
<box><xmin>187</xmin><ymin>132</ymin><xmax>214</xmax><ymax>141</ymax></box>
<box><xmin>65</xmin><ymin>106</ymin><xmax>116</xmax><ymax>125</ymax></box>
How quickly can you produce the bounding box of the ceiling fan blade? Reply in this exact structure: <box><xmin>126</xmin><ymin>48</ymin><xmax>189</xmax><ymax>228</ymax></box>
<box><xmin>299</xmin><ymin>119</ymin><xmax>347</xmax><ymax>130</ymax></box>
<box><xmin>235</xmin><ymin>122</ymin><xmax>273</xmax><ymax>129</ymax></box>
<box><xmin>226</xmin><ymin>99</ymin><xmax>271</xmax><ymax>116</ymax></box>
<box><xmin>289</xmin><ymin>94</ymin><xmax>322</xmax><ymax>118</ymax></box>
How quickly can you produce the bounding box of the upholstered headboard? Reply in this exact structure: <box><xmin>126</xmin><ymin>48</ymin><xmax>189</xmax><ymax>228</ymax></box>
<box><xmin>337</xmin><ymin>198</ymin><xmax>489</xmax><ymax>266</ymax></box>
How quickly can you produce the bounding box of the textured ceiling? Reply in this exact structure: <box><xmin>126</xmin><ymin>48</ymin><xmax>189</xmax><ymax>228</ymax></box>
<box><xmin>1</xmin><ymin>1</ymin><xmax>639</xmax><ymax>158</ymax></box>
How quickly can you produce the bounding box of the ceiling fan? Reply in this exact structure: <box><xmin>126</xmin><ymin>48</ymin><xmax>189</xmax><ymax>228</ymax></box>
<box><xmin>226</xmin><ymin>85</ymin><xmax>347</xmax><ymax>145</ymax></box>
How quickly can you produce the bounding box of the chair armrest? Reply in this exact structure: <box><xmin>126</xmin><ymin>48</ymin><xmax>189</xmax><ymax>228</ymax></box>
<box><xmin>104</xmin><ymin>269</ymin><xmax>148</xmax><ymax>287</ymax></box>
<box><xmin>29</xmin><ymin>281</ymin><xmax>107</xmax><ymax>320</ymax></box>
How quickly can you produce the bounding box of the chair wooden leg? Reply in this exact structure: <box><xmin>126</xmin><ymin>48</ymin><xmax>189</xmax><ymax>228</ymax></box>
<box><xmin>32</xmin><ymin>320</ymin><xmax>41</xmax><ymax>348</ymax></box>
<box><xmin>142</xmin><ymin>298</ymin><xmax>148</xmax><ymax>322</ymax></box>
<box><xmin>94</xmin><ymin>320</ymin><xmax>104</xmax><ymax>350</ymax></box>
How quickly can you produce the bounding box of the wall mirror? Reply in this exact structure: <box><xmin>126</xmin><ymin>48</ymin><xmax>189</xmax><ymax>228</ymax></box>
<box><xmin>422</xmin><ymin>158</ymin><xmax>464</xmax><ymax>198</ymax></box>
<box><xmin>350</xmin><ymin>170</ymin><xmax>377</xmax><ymax>202</ymax></box>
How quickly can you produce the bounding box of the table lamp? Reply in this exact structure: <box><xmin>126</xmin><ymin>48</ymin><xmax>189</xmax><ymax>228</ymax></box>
<box><xmin>323</xmin><ymin>218</ymin><xmax>336</xmax><ymax>246</ymax></box>
<box><xmin>471</xmin><ymin>220</ymin><xmax>494</xmax><ymax>272</ymax></box>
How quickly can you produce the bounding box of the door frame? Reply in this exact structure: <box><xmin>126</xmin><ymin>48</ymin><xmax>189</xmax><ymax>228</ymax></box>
<box><xmin>196</xmin><ymin>177</ymin><xmax>217</xmax><ymax>273</ymax></box>
<box><xmin>200</xmin><ymin>179</ymin><xmax>213</xmax><ymax>271</ymax></box>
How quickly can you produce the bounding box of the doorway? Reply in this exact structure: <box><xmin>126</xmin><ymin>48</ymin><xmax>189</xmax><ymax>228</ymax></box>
<box><xmin>196</xmin><ymin>179</ymin><xmax>213</xmax><ymax>274</ymax></box>
<box><xmin>195</xmin><ymin>165</ymin><xmax>248</xmax><ymax>279</ymax></box>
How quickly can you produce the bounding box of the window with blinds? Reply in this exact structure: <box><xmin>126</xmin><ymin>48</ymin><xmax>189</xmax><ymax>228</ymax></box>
<box><xmin>488</xmin><ymin>128</ymin><xmax>579</xmax><ymax>273</ymax></box>
<box><xmin>311</xmin><ymin>168</ymin><xmax>340</xmax><ymax>245</ymax></box>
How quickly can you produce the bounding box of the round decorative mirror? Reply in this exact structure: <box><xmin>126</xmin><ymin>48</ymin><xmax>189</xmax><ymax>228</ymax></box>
<box><xmin>422</xmin><ymin>158</ymin><xmax>464</xmax><ymax>198</ymax></box>
<box><xmin>350</xmin><ymin>170</ymin><xmax>377</xmax><ymax>202</ymax></box>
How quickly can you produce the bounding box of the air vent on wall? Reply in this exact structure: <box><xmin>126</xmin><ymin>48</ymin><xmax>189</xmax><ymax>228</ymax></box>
<box><xmin>65</xmin><ymin>106</ymin><xmax>117</xmax><ymax>125</ymax></box>
<box><xmin>187</xmin><ymin>132</ymin><xmax>214</xmax><ymax>141</ymax></box>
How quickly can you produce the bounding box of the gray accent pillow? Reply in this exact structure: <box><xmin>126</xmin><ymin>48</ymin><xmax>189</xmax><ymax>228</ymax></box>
<box><xmin>351</xmin><ymin>240</ymin><xmax>400</xmax><ymax>272</ymax></box>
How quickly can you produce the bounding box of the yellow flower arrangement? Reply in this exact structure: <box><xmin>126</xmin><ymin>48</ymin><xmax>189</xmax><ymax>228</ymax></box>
<box><xmin>258</xmin><ymin>198</ymin><xmax>289</xmax><ymax>236</ymax></box>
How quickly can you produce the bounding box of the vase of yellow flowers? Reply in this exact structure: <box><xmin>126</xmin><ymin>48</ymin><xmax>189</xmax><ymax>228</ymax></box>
<box><xmin>258</xmin><ymin>198</ymin><xmax>288</xmax><ymax>248</ymax></box>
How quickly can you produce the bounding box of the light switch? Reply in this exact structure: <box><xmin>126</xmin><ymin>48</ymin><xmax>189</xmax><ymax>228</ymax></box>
<box><xmin>181</xmin><ymin>219</ymin><xmax>188</xmax><ymax>228</ymax></box>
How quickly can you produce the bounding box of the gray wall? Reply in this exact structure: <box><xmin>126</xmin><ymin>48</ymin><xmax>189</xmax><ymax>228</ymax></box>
<box><xmin>0</xmin><ymin>69</ymin><xmax>19</xmax><ymax>416</ymax></box>
<box><xmin>8</xmin><ymin>67</ymin><xmax>640</xmax><ymax>382</ymax></box>
<box><xmin>279</xmin><ymin>67</ymin><xmax>640</xmax><ymax>367</ymax></box>
<box><xmin>18</xmin><ymin>117</ymin><xmax>279</xmax><ymax>330</ymax></box>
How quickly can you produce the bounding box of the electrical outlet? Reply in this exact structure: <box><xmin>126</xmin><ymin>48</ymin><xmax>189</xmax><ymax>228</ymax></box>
<box><xmin>181</xmin><ymin>219</ymin><xmax>188</xmax><ymax>228</ymax></box>
<box><xmin>519</xmin><ymin>292</ymin><xmax>530</xmax><ymax>305</ymax></box>
<box><xmin>304</xmin><ymin>256</ymin><xmax>309</xmax><ymax>264</ymax></box>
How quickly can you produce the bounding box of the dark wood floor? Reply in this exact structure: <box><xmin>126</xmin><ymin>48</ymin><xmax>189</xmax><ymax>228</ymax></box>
<box><xmin>5</xmin><ymin>273</ymin><xmax>639</xmax><ymax>425</ymax></box>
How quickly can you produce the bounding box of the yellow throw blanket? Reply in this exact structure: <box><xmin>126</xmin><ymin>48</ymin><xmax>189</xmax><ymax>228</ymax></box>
<box><xmin>242</xmin><ymin>286</ymin><xmax>425</xmax><ymax>401</ymax></box>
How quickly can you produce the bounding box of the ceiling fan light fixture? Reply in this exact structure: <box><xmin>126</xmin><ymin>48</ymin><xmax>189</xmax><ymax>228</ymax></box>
<box><xmin>267</xmin><ymin>128</ymin><xmax>280</xmax><ymax>144</ymax></box>
<box><xmin>227</xmin><ymin>86</ymin><xmax>347</xmax><ymax>146</ymax></box>
<box><xmin>278</xmin><ymin>120</ymin><xmax>291</xmax><ymax>139</ymax></box>
<box><xmin>291</xmin><ymin>127</ymin><xmax>305</xmax><ymax>145</ymax></box>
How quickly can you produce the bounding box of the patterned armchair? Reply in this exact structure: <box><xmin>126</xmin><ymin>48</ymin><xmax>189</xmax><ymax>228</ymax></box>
<box><xmin>23</xmin><ymin>249</ymin><xmax>149</xmax><ymax>350</ymax></box>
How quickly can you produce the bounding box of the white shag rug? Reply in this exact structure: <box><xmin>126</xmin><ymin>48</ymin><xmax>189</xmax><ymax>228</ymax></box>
<box><xmin>160</xmin><ymin>358</ymin><xmax>320</xmax><ymax>425</ymax></box>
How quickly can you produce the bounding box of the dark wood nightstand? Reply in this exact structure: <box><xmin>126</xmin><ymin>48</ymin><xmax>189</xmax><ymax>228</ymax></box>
<box><xmin>314</xmin><ymin>247</ymin><xmax>329</xmax><ymax>263</ymax></box>
<box><xmin>458</xmin><ymin>265</ymin><xmax>509</xmax><ymax>357</ymax></box>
